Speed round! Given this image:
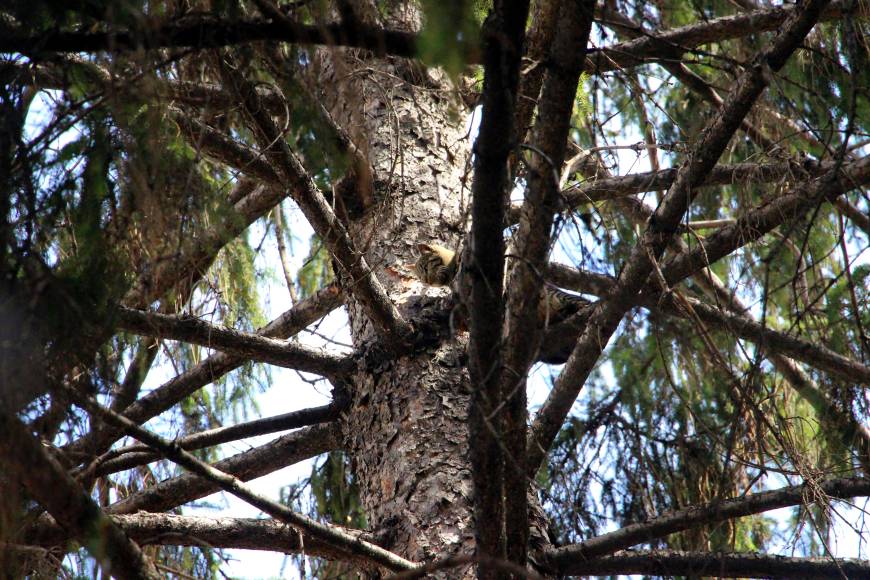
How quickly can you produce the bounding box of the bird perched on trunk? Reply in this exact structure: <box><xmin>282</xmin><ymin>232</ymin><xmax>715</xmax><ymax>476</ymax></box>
<box><xmin>413</xmin><ymin>243</ymin><xmax>587</xmax><ymax>326</ymax></box>
<box><xmin>414</xmin><ymin>243</ymin><xmax>459</xmax><ymax>287</ymax></box>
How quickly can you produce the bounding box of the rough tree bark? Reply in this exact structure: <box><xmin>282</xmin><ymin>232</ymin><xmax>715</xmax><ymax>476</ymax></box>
<box><xmin>312</xmin><ymin>20</ymin><xmax>481</xmax><ymax>571</ymax></box>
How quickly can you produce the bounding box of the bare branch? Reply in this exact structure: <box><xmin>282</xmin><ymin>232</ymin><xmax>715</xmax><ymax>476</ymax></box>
<box><xmin>545</xmin><ymin>263</ymin><xmax>870</xmax><ymax>384</ymax></box>
<box><xmin>91</xmin><ymin>403</ymin><xmax>343</xmax><ymax>476</ymax></box>
<box><xmin>0</xmin><ymin>412</ymin><xmax>161</xmax><ymax>580</ymax></box>
<box><xmin>588</xmin><ymin>0</ymin><xmax>861</xmax><ymax>74</ymax></box>
<box><xmin>116</xmin><ymin>306</ymin><xmax>353</xmax><ymax>379</ymax></box>
<box><xmin>534</xmin><ymin>160</ymin><xmax>833</xmax><ymax>223</ymax></box>
<box><xmin>542</xmin><ymin>548</ymin><xmax>870</xmax><ymax>578</ymax></box>
<box><xmin>25</xmin><ymin>513</ymin><xmax>371</xmax><ymax>566</ymax></box>
<box><xmin>104</xmin><ymin>423</ymin><xmax>340</xmax><ymax>515</ymax></box>
<box><xmin>63</xmin><ymin>285</ymin><xmax>343</xmax><ymax>463</ymax></box>
<box><xmin>545</xmin><ymin>164</ymin><xmax>870</xmax><ymax>472</ymax></box>
<box><xmin>64</xmin><ymin>388</ymin><xmax>417</xmax><ymax>572</ymax></box>
<box><xmin>499</xmin><ymin>0</ymin><xmax>596</xmax><ymax>566</ymax></box>
<box><xmin>541</xmin><ymin>476</ymin><xmax>870</xmax><ymax>561</ymax></box>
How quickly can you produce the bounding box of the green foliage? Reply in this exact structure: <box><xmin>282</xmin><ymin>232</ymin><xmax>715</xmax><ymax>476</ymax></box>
<box><xmin>572</xmin><ymin>72</ymin><xmax>594</xmax><ymax>124</ymax></box>
<box><xmin>211</xmin><ymin>236</ymin><xmax>266</xmax><ymax>330</ymax></box>
<box><xmin>297</xmin><ymin>235</ymin><xmax>335</xmax><ymax>299</ymax></box>
<box><xmin>417</xmin><ymin>0</ymin><xmax>481</xmax><ymax>77</ymax></box>
<box><xmin>310</xmin><ymin>452</ymin><xmax>367</xmax><ymax>529</ymax></box>
<box><xmin>287</xmin><ymin>452</ymin><xmax>366</xmax><ymax>578</ymax></box>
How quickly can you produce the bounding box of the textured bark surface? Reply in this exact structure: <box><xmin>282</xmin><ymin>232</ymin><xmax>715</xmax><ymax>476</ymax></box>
<box><xmin>306</xmin><ymin>11</ymin><xmax>481</xmax><ymax>567</ymax></box>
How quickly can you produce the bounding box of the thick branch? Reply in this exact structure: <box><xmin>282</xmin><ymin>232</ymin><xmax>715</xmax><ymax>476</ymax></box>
<box><xmin>545</xmin><ymin>263</ymin><xmax>870</xmax><ymax>384</ymax></box>
<box><xmin>500</xmin><ymin>0</ymin><xmax>596</xmax><ymax>566</ymax></box>
<box><xmin>542</xmin><ymin>548</ymin><xmax>870</xmax><ymax>578</ymax></box>
<box><xmin>116</xmin><ymin>306</ymin><xmax>352</xmax><ymax>379</ymax></box>
<box><xmin>0</xmin><ymin>15</ymin><xmax>427</xmax><ymax>60</ymax></box>
<box><xmin>63</xmin><ymin>285</ymin><xmax>343</xmax><ymax>462</ymax></box>
<box><xmin>527</xmin><ymin>0</ymin><xmax>833</xmax><ymax>475</ymax></box>
<box><xmin>514</xmin><ymin>0</ymin><xmax>559</xmax><ymax>141</ymax></box>
<box><xmin>588</xmin><ymin>0</ymin><xmax>859</xmax><ymax>74</ymax></box>
<box><xmin>506</xmin><ymin>159</ymin><xmax>845</xmax><ymax>226</ymax></box>
<box><xmin>91</xmin><ymin>403</ymin><xmax>343</xmax><ymax>476</ymax></box>
<box><xmin>65</xmin><ymin>389</ymin><xmax>416</xmax><ymax>572</ymax></box>
<box><xmin>89</xmin><ymin>514</ymin><xmax>372</xmax><ymax>566</ymax></box>
<box><xmin>125</xmin><ymin>181</ymin><xmax>289</xmax><ymax>308</ymax></box>
<box><xmin>0</xmin><ymin>413</ymin><xmax>160</xmax><ymax>580</ymax></box>
<box><xmin>543</xmin><ymin>476</ymin><xmax>870</xmax><ymax>561</ymax></box>
<box><xmin>835</xmin><ymin>197</ymin><xmax>870</xmax><ymax>236</ymax></box>
<box><xmin>2</xmin><ymin>1</ymin><xmax>858</xmax><ymax>75</ymax></box>
<box><xmin>105</xmin><ymin>422</ymin><xmax>340</xmax><ymax>515</ymax></box>
<box><xmin>174</xmin><ymin>115</ymin><xmax>280</xmax><ymax>185</ymax></box>
<box><xmin>466</xmin><ymin>0</ymin><xmax>530</xmax><ymax>568</ymax></box>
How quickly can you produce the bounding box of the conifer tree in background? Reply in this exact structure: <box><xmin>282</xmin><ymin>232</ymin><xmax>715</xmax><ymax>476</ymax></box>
<box><xmin>1</xmin><ymin>0</ymin><xmax>870</xmax><ymax>577</ymax></box>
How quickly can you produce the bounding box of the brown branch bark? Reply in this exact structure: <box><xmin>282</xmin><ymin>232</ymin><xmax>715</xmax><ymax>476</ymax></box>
<box><xmin>0</xmin><ymin>412</ymin><xmax>161</xmax><ymax>580</ymax></box>
<box><xmin>63</xmin><ymin>388</ymin><xmax>416</xmax><ymax>572</ymax></box>
<box><xmin>596</xmin><ymin>3</ymin><xmax>783</xmax><ymax>154</ymax></box>
<box><xmin>545</xmin><ymin>263</ymin><xmax>870</xmax><ymax>384</ymax></box>
<box><xmin>527</xmin><ymin>0</ymin><xmax>833</xmax><ymax>476</ymax></box>
<box><xmin>660</xmin><ymin>156</ymin><xmax>870</xmax><ymax>288</ymax></box>
<box><xmin>124</xmin><ymin>179</ymin><xmax>290</xmax><ymax>308</ymax></box>
<box><xmin>106</xmin><ymin>423</ymin><xmax>340</xmax><ymax>515</ymax></box>
<box><xmin>116</xmin><ymin>306</ymin><xmax>352</xmax><ymax>379</ymax></box>
<box><xmin>29</xmin><ymin>425</ymin><xmax>340</xmax><ymax>547</ymax></box>
<box><xmin>63</xmin><ymin>284</ymin><xmax>343</xmax><ymax>463</ymax></box>
<box><xmin>545</xmin><ymin>161</ymin><xmax>870</xmax><ymax>471</ymax></box>
<box><xmin>465</xmin><ymin>0</ymin><xmax>531</xmax><ymax>570</ymax></box>
<box><xmin>541</xmin><ymin>548</ymin><xmax>870</xmax><ymax>578</ymax></box>
<box><xmin>174</xmin><ymin>115</ymin><xmax>281</xmax><ymax>185</ymax></box>
<box><xmin>541</xmin><ymin>475</ymin><xmax>870</xmax><ymax>561</ymax></box>
<box><xmin>91</xmin><ymin>403</ymin><xmax>343</xmax><ymax>477</ymax></box>
<box><xmin>173</xmin><ymin>81</ymin><xmax>374</xmax><ymax>205</ymax></box>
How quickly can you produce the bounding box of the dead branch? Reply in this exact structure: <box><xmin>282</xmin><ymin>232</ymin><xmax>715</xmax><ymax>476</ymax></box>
<box><xmin>0</xmin><ymin>412</ymin><xmax>161</xmax><ymax>580</ymax></box>
<box><xmin>63</xmin><ymin>389</ymin><xmax>416</xmax><ymax>572</ymax></box>
<box><xmin>116</xmin><ymin>306</ymin><xmax>353</xmax><ymax>379</ymax></box>
<box><xmin>542</xmin><ymin>548</ymin><xmax>870</xmax><ymax>577</ymax></box>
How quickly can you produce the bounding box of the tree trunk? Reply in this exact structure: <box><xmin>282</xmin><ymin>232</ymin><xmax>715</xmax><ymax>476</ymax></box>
<box><xmin>309</xmin><ymin>23</ymin><xmax>483</xmax><ymax>568</ymax></box>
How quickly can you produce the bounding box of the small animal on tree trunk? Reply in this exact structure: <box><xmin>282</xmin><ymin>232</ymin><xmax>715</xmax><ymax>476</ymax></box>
<box><xmin>414</xmin><ymin>243</ymin><xmax>459</xmax><ymax>286</ymax></box>
<box><xmin>413</xmin><ymin>243</ymin><xmax>588</xmax><ymax>326</ymax></box>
